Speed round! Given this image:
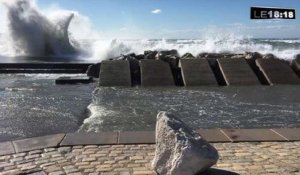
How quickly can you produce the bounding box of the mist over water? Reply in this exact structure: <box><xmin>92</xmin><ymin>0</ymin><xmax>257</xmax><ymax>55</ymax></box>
<box><xmin>0</xmin><ymin>0</ymin><xmax>299</xmax><ymax>61</ymax></box>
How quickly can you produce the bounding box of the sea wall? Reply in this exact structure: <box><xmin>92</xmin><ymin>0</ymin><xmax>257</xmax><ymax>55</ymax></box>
<box><xmin>96</xmin><ymin>51</ymin><xmax>300</xmax><ymax>87</ymax></box>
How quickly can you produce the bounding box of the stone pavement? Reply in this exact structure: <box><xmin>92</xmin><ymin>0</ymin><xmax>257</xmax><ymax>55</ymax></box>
<box><xmin>1</xmin><ymin>142</ymin><xmax>300</xmax><ymax>175</ymax></box>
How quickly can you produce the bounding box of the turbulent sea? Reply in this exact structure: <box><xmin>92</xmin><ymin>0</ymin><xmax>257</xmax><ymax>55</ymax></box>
<box><xmin>1</xmin><ymin>37</ymin><xmax>300</xmax><ymax>141</ymax></box>
<box><xmin>1</xmin><ymin>74</ymin><xmax>300</xmax><ymax>142</ymax></box>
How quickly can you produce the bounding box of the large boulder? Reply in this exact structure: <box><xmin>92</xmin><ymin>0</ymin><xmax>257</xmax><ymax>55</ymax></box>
<box><xmin>156</xmin><ymin>50</ymin><xmax>180</xmax><ymax>68</ymax></box>
<box><xmin>245</xmin><ymin>52</ymin><xmax>263</xmax><ymax>60</ymax></box>
<box><xmin>152</xmin><ymin>112</ymin><xmax>219</xmax><ymax>175</ymax></box>
<box><xmin>144</xmin><ymin>50</ymin><xmax>158</xmax><ymax>60</ymax></box>
<box><xmin>262</xmin><ymin>53</ymin><xmax>277</xmax><ymax>59</ymax></box>
<box><xmin>181</xmin><ymin>53</ymin><xmax>195</xmax><ymax>59</ymax></box>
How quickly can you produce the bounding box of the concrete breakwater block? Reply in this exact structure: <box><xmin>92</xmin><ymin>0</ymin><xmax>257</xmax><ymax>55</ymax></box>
<box><xmin>55</xmin><ymin>76</ymin><xmax>93</xmax><ymax>84</ymax></box>
<box><xmin>217</xmin><ymin>58</ymin><xmax>260</xmax><ymax>85</ymax></box>
<box><xmin>140</xmin><ymin>60</ymin><xmax>175</xmax><ymax>86</ymax></box>
<box><xmin>256</xmin><ymin>58</ymin><xmax>300</xmax><ymax>85</ymax></box>
<box><xmin>99</xmin><ymin>60</ymin><xmax>132</xmax><ymax>87</ymax></box>
<box><xmin>180</xmin><ymin>59</ymin><xmax>218</xmax><ymax>86</ymax></box>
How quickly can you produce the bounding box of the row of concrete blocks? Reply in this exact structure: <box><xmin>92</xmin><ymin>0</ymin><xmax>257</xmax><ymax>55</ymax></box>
<box><xmin>99</xmin><ymin>58</ymin><xmax>300</xmax><ymax>87</ymax></box>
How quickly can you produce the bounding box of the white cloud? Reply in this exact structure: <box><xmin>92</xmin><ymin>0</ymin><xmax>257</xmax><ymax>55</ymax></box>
<box><xmin>151</xmin><ymin>9</ymin><xmax>161</xmax><ymax>14</ymax></box>
<box><xmin>120</xmin><ymin>27</ymin><xmax>128</xmax><ymax>31</ymax></box>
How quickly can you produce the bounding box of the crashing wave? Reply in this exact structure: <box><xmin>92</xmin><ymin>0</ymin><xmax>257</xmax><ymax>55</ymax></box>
<box><xmin>2</xmin><ymin>0</ymin><xmax>78</xmax><ymax>56</ymax></box>
<box><xmin>0</xmin><ymin>0</ymin><xmax>299</xmax><ymax>61</ymax></box>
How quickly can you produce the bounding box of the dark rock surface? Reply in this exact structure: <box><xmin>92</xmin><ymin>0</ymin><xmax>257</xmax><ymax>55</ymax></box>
<box><xmin>86</xmin><ymin>63</ymin><xmax>101</xmax><ymax>78</ymax></box>
<box><xmin>181</xmin><ymin>53</ymin><xmax>195</xmax><ymax>59</ymax></box>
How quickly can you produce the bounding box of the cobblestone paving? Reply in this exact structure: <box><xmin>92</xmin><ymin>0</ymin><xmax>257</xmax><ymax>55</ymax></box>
<box><xmin>0</xmin><ymin>142</ymin><xmax>300</xmax><ymax>175</ymax></box>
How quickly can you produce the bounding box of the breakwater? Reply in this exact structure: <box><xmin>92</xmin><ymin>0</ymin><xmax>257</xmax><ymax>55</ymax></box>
<box><xmin>95</xmin><ymin>52</ymin><xmax>300</xmax><ymax>87</ymax></box>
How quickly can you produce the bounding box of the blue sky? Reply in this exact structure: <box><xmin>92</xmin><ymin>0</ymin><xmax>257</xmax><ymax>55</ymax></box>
<box><xmin>14</xmin><ymin>0</ymin><xmax>300</xmax><ymax>38</ymax></box>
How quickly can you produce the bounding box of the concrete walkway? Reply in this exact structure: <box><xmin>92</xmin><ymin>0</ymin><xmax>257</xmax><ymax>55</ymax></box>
<box><xmin>0</xmin><ymin>142</ymin><xmax>300</xmax><ymax>175</ymax></box>
<box><xmin>1</xmin><ymin>128</ymin><xmax>300</xmax><ymax>175</ymax></box>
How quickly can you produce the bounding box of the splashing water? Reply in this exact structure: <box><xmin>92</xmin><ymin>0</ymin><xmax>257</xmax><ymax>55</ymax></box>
<box><xmin>1</xmin><ymin>0</ymin><xmax>79</xmax><ymax>57</ymax></box>
<box><xmin>0</xmin><ymin>0</ymin><xmax>299</xmax><ymax>61</ymax></box>
<box><xmin>88</xmin><ymin>36</ymin><xmax>300</xmax><ymax>61</ymax></box>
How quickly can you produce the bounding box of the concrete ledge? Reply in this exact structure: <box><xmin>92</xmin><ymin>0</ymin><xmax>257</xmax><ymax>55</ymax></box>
<box><xmin>256</xmin><ymin>58</ymin><xmax>300</xmax><ymax>85</ymax></box>
<box><xmin>197</xmin><ymin>129</ymin><xmax>231</xmax><ymax>142</ymax></box>
<box><xmin>60</xmin><ymin>132</ymin><xmax>118</xmax><ymax>146</ymax></box>
<box><xmin>218</xmin><ymin>58</ymin><xmax>260</xmax><ymax>85</ymax></box>
<box><xmin>221</xmin><ymin>129</ymin><xmax>287</xmax><ymax>142</ymax></box>
<box><xmin>271</xmin><ymin>128</ymin><xmax>300</xmax><ymax>141</ymax></box>
<box><xmin>0</xmin><ymin>141</ymin><xmax>15</xmax><ymax>156</ymax></box>
<box><xmin>1</xmin><ymin>128</ymin><xmax>300</xmax><ymax>155</ymax></box>
<box><xmin>119</xmin><ymin>131</ymin><xmax>155</xmax><ymax>144</ymax></box>
<box><xmin>12</xmin><ymin>134</ymin><xmax>65</xmax><ymax>153</ymax></box>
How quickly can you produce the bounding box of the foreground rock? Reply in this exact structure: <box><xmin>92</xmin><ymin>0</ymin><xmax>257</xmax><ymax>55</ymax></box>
<box><xmin>152</xmin><ymin>112</ymin><xmax>219</xmax><ymax>175</ymax></box>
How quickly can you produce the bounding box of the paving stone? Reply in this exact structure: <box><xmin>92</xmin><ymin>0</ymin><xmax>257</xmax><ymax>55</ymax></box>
<box><xmin>25</xmin><ymin>154</ymin><xmax>40</xmax><ymax>160</ymax></box>
<box><xmin>218</xmin><ymin>58</ymin><xmax>260</xmax><ymax>85</ymax></box>
<box><xmin>0</xmin><ymin>162</ymin><xmax>14</xmax><ymax>169</ymax></box>
<box><xmin>57</xmin><ymin>147</ymin><xmax>72</xmax><ymax>154</ymax></box>
<box><xmin>60</xmin><ymin>132</ymin><xmax>118</xmax><ymax>146</ymax></box>
<box><xmin>197</xmin><ymin>129</ymin><xmax>231</xmax><ymax>142</ymax></box>
<box><xmin>118</xmin><ymin>131</ymin><xmax>155</xmax><ymax>144</ymax></box>
<box><xmin>68</xmin><ymin>172</ymin><xmax>82</xmax><ymax>175</ymax></box>
<box><xmin>99</xmin><ymin>60</ymin><xmax>131</xmax><ymax>87</ymax></box>
<box><xmin>13</xmin><ymin>134</ymin><xmax>65</xmax><ymax>153</ymax></box>
<box><xmin>272</xmin><ymin>128</ymin><xmax>300</xmax><ymax>141</ymax></box>
<box><xmin>179</xmin><ymin>59</ymin><xmax>218</xmax><ymax>86</ymax></box>
<box><xmin>1</xmin><ymin>140</ymin><xmax>300</xmax><ymax>174</ymax></box>
<box><xmin>0</xmin><ymin>142</ymin><xmax>15</xmax><ymax>156</ymax></box>
<box><xmin>133</xmin><ymin>171</ymin><xmax>155</xmax><ymax>175</ymax></box>
<box><xmin>48</xmin><ymin>171</ymin><xmax>65</xmax><ymax>175</ymax></box>
<box><xmin>13</xmin><ymin>153</ymin><xmax>26</xmax><ymax>158</ymax></box>
<box><xmin>221</xmin><ymin>129</ymin><xmax>287</xmax><ymax>142</ymax></box>
<box><xmin>140</xmin><ymin>60</ymin><xmax>175</xmax><ymax>86</ymax></box>
<box><xmin>0</xmin><ymin>169</ymin><xmax>23</xmax><ymax>175</ymax></box>
<box><xmin>28</xmin><ymin>150</ymin><xmax>43</xmax><ymax>155</ymax></box>
<box><xmin>64</xmin><ymin>168</ymin><xmax>80</xmax><ymax>173</ymax></box>
<box><xmin>256</xmin><ymin>58</ymin><xmax>300</xmax><ymax>85</ymax></box>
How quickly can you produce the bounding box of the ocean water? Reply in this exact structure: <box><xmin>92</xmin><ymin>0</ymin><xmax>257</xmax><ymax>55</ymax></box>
<box><xmin>0</xmin><ymin>74</ymin><xmax>95</xmax><ymax>142</ymax></box>
<box><xmin>1</xmin><ymin>75</ymin><xmax>299</xmax><ymax>142</ymax></box>
<box><xmin>80</xmin><ymin>86</ymin><xmax>300</xmax><ymax>132</ymax></box>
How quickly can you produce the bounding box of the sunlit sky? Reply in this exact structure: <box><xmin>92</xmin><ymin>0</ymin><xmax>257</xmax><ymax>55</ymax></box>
<box><xmin>1</xmin><ymin>0</ymin><xmax>300</xmax><ymax>39</ymax></box>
